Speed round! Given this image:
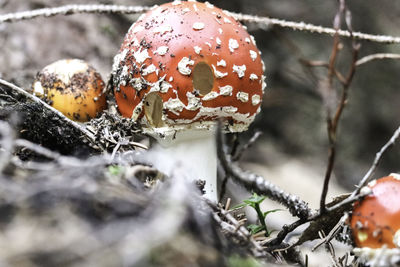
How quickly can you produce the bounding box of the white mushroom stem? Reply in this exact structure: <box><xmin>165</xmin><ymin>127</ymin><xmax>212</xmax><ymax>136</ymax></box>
<box><xmin>149</xmin><ymin>129</ymin><xmax>218</xmax><ymax>202</ymax></box>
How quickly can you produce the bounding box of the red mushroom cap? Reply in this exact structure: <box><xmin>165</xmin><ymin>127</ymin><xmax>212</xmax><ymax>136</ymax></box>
<box><xmin>351</xmin><ymin>174</ymin><xmax>400</xmax><ymax>249</ymax></box>
<box><xmin>111</xmin><ymin>1</ymin><xmax>265</xmax><ymax>136</ymax></box>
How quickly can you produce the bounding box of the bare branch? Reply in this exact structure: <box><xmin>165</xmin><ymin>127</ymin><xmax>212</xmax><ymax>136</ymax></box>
<box><xmin>356</xmin><ymin>53</ymin><xmax>400</xmax><ymax>66</ymax></box>
<box><xmin>233</xmin><ymin>12</ymin><xmax>400</xmax><ymax>44</ymax></box>
<box><xmin>352</xmin><ymin>125</ymin><xmax>400</xmax><ymax>196</ymax></box>
<box><xmin>0</xmin><ymin>4</ymin><xmax>152</xmax><ymax>23</ymax></box>
<box><xmin>319</xmin><ymin>0</ymin><xmax>359</xmax><ymax>214</ymax></box>
<box><xmin>326</xmin><ymin>191</ymin><xmax>368</xmax><ymax>213</ymax></box>
<box><xmin>319</xmin><ymin>0</ymin><xmax>346</xmax><ymax>214</ymax></box>
<box><xmin>264</xmin><ymin>219</ymin><xmax>306</xmax><ymax>249</ymax></box>
<box><xmin>319</xmin><ymin>145</ymin><xmax>336</xmax><ymax>213</ymax></box>
<box><xmin>1</xmin><ymin>4</ymin><xmax>400</xmax><ymax>44</ymax></box>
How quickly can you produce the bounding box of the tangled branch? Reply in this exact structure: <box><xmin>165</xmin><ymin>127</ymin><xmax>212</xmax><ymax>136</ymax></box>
<box><xmin>265</xmin><ymin>122</ymin><xmax>400</xmax><ymax>249</ymax></box>
<box><xmin>207</xmin><ymin>199</ymin><xmax>274</xmax><ymax>259</ymax></box>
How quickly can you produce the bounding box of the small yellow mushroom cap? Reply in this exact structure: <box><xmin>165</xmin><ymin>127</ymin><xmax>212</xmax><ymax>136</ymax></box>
<box><xmin>33</xmin><ymin>59</ymin><xmax>107</xmax><ymax>122</ymax></box>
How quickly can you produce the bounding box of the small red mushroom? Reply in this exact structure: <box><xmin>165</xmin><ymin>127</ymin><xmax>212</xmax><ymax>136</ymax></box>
<box><xmin>33</xmin><ymin>59</ymin><xmax>107</xmax><ymax>122</ymax></box>
<box><xmin>111</xmin><ymin>1</ymin><xmax>265</xmax><ymax>200</ymax></box>
<box><xmin>350</xmin><ymin>174</ymin><xmax>400</xmax><ymax>264</ymax></box>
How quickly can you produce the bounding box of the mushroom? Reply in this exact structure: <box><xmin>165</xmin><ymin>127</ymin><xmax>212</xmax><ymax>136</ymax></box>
<box><xmin>111</xmin><ymin>1</ymin><xmax>265</xmax><ymax>201</ymax></box>
<box><xmin>33</xmin><ymin>59</ymin><xmax>107</xmax><ymax>122</ymax></box>
<box><xmin>350</xmin><ymin>174</ymin><xmax>400</xmax><ymax>265</ymax></box>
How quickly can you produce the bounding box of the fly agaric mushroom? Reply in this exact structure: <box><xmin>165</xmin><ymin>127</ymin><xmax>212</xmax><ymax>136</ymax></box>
<box><xmin>350</xmin><ymin>174</ymin><xmax>400</xmax><ymax>265</ymax></box>
<box><xmin>111</xmin><ymin>1</ymin><xmax>265</xmax><ymax>201</ymax></box>
<box><xmin>33</xmin><ymin>59</ymin><xmax>107</xmax><ymax>122</ymax></box>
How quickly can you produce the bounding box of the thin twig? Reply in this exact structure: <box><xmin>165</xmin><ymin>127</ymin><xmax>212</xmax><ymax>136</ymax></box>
<box><xmin>0</xmin><ymin>4</ymin><xmax>152</xmax><ymax>23</ymax></box>
<box><xmin>312</xmin><ymin>213</ymin><xmax>349</xmax><ymax>251</ymax></box>
<box><xmin>264</xmin><ymin>219</ymin><xmax>306</xmax><ymax>248</ymax></box>
<box><xmin>325</xmin><ymin>190</ymin><xmax>369</xmax><ymax>213</ymax></box>
<box><xmin>319</xmin><ymin>0</ymin><xmax>359</xmax><ymax>214</ymax></box>
<box><xmin>352</xmin><ymin>125</ymin><xmax>400</xmax><ymax>196</ymax></box>
<box><xmin>327</xmin><ymin>1</ymin><xmax>343</xmax><ymax>87</ymax></box>
<box><xmin>319</xmin><ymin>145</ymin><xmax>336</xmax><ymax>214</ymax></box>
<box><xmin>207</xmin><ymin>199</ymin><xmax>273</xmax><ymax>259</ymax></box>
<box><xmin>232</xmin><ymin>131</ymin><xmax>262</xmax><ymax>161</ymax></box>
<box><xmin>2</xmin><ymin>4</ymin><xmax>400</xmax><ymax>44</ymax></box>
<box><xmin>319</xmin><ymin>0</ymin><xmax>345</xmax><ymax>214</ymax></box>
<box><xmin>224</xmin><ymin>198</ymin><xmax>231</xmax><ymax>210</ymax></box>
<box><xmin>301</xmin><ymin>60</ymin><xmax>328</xmax><ymax>67</ymax></box>
<box><xmin>356</xmin><ymin>53</ymin><xmax>400</xmax><ymax>66</ymax></box>
<box><xmin>318</xmin><ymin>230</ymin><xmax>340</xmax><ymax>267</ymax></box>
<box><xmin>233</xmin><ymin>12</ymin><xmax>400</xmax><ymax>44</ymax></box>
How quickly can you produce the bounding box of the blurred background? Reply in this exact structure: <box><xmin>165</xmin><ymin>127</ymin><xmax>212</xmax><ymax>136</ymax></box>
<box><xmin>1</xmin><ymin>1</ymin><xmax>400</xmax><ymax>262</ymax></box>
